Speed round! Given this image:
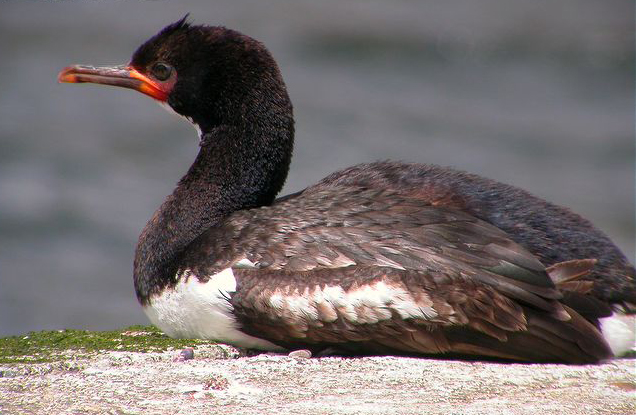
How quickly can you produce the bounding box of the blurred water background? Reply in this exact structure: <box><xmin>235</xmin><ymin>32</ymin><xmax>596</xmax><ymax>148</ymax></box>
<box><xmin>0</xmin><ymin>0</ymin><xmax>633</xmax><ymax>336</ymax></box>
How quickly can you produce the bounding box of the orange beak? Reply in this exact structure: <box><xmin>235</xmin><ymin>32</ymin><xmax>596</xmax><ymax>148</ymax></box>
<box><xmin>58</xmin><ymin>65</ymin><xmax>171</xmax><ymax>102</ymax></box>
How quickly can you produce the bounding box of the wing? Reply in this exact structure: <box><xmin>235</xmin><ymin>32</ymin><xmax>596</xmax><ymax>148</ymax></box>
<box><xmin>180</xmin><ymin>186</ymin><xmax>612</xmax><ymax>362</ymax></box>
<box><xmin>229</xmin><ymin>266</ymin><xmax>610</xmax><ymax>363</ymax></box>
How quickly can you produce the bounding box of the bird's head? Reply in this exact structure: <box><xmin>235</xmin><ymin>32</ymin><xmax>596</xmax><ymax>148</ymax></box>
<box><xmin>59</xmin><ymin>15</ymin><xmax>292</xmax><ymax>134</ymax></box>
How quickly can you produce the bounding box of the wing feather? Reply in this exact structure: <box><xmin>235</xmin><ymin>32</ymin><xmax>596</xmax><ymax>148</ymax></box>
<box><xmin>229</xmin><ymin>266</ymin><xmax>612</xmax><ymax>363</ymax></box>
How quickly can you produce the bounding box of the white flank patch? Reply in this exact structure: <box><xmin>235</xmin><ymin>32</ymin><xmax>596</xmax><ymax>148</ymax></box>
<box><xmin>234</xmin><ymin>257</ymin><xmax>257</xmax><ymax>268</ymax></box>
<box><xmin>600</xmin><ymin>312</ymin><xmax>636</xmax><ymax>357</ymax></box>
<box><xmin>143</xmin><ymin>268</ymin><xmax>283</xmax><ymax>351</ymax></box>
<box><xmin>274</xmin><ymin>280</ymin><xmax>436</xmax><ymax>325</ymax></box>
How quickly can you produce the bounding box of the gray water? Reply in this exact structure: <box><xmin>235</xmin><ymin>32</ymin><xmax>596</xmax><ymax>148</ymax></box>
<box><xmin>0</xmin><ymin>0</ymin><xmax>633</xmax><ymax>336</ymax></box>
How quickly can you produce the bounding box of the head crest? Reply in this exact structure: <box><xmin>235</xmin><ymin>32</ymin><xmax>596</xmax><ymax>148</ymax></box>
<box><xmin>158</xmin><ymin>14</ymin><xmax>192</xmax><ymax>37</ymax></box>
<box><xmin>131</xmin><ymin>14</ymin><xmax>194</xmax><ymax>67</ymax></box>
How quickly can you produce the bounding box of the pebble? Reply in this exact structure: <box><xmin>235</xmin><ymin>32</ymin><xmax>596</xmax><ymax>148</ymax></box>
<box><xmin>174</xmin><ymin>347</ymin><xmax>195</xmax><ymax>361</ymax></box>
<box><xmin>0</xmin><ymin>369</ymin><xmax>19</xmax><ymax>378</ymax></box>
<box><xmin>288</xmin><ymin>349</ymin><xmax>312</xmax><ymax>359</ymax></box>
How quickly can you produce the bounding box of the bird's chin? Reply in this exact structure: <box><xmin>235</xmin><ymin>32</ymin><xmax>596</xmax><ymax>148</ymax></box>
<box><xmin>155</xmin><ymin>101</ymin><xmax>203</xmax><ymax>139</ymax></box>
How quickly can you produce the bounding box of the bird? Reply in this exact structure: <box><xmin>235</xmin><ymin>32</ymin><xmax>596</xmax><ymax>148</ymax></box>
<box><xmin>58</xmin><ymin>16</ymin><xmax>635</xmax><ymax>363</ymax></box>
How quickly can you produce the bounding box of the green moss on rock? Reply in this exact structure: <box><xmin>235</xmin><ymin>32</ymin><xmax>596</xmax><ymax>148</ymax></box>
<box><xmin>0</xmin><ymin>325</ymin><xmax>213</xmax><ymax>364</ymax></box>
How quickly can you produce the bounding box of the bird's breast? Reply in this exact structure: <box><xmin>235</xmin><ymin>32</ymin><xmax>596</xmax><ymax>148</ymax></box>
<box><xmin>142</xmin><ymin>267</ymin><xmax>283</xmax><ymax>350</ymax></box>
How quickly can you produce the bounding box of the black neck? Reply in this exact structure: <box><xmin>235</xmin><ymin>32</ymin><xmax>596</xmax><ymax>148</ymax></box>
<box><xmin>134</xmin><ymin>117</ymin><xmax>293</xmax><ymax>304</ymax></box>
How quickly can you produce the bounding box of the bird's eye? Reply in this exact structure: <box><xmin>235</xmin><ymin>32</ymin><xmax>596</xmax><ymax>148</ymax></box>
<box><xmin>151</xmin><ymin>62</ymin><xmax>173</xmax><ymax>81</ymax></box>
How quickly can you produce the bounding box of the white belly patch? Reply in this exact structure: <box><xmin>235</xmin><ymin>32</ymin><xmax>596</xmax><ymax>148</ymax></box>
<box><xmin>143</xmin><ymin>268</ymin><xmax>283</xmax><ymax>351</ymax></box>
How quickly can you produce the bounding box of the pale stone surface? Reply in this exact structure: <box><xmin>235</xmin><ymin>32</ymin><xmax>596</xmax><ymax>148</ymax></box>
<box><xmin>1</xmin><ymin>346</ymin><xmax>634</xmax><ymax>415</ymax></box>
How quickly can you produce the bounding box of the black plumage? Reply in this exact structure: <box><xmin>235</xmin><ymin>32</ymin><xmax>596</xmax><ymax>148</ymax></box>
<box><xmin>58</xmin><ymin>17</ymin><xmax>634</xmax><ymax>363</ymax></box>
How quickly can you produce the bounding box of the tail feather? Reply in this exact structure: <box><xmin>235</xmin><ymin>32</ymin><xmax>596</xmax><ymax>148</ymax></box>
<box><xmin>547</xmin><ymin>259</ymin><xmax>614</xmax><ymax>321</ymax></box>
<box><xmin>546</xmin><ymin>259</ymin><xmax>598</xmax><ymax>284</ymax></box>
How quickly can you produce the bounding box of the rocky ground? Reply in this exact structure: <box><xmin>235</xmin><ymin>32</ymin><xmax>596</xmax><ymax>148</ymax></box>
<box><xmin>1</xmin><ymin>340</ymin><xmax>634</xmax><ymax>415</ymax></box>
